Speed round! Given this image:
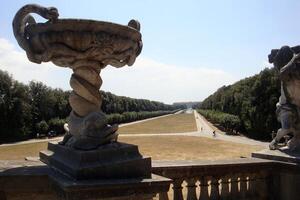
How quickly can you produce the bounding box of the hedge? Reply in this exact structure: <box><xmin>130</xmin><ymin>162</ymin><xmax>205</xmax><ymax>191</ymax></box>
<box><xmin>197</xmin><ymin>109</ymin><xmax>241</xmax><ymax>133</ymax></box>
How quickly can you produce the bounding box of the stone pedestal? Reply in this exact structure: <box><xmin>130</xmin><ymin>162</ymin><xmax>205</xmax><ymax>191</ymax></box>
<box><xmin>252</xmin><ymin>148</ymin><xmax>300</xmax><ymax>164</ymax></box>
<box><xmin>40</xmin><ymin>142</ymin><xmax>151</xmax><ymax>180</ymax></box>
<box><xmin>36</xmin><ymin>137</ymin><xmax>165</xmax><ymax>200</ymax></box>
<box><xmin>51</xmin><ymin>173</ymin><xmax>170</xmax><ymax>200</ymax></box>
<box><xmin>252</xmin><ymin>149</ymin><xmax>300</xmax><ymax>200</ymax></box>
<box><xmin>0</xmin><ymin>160</ymin><xmax>171</xmax><ymax>200</ymax></box>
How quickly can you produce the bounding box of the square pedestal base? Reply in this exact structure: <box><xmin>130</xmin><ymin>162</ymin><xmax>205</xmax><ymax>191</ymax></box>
<box><xmin>252</xmin><ymin>148</ymin><xmax>300</xmax><ymax>200</ymax></box>
<box><xmin>50</xmin><ymin>173</ymin><xmax>171</xmax><ymax>200</ymax></box>
<box><xmin>252</xmin><ymin>148</ymin><xmax>300</xmax><ymax>164</ymax></box>
<box><xmin>0</xmin><ymin>160</ymin><xmax>171</xmax><ymax>200</ymax></box>
<box><xmin>40</xmin><ymin>141</ymin><xmax>151</xmax><ymax>180</ymax></box>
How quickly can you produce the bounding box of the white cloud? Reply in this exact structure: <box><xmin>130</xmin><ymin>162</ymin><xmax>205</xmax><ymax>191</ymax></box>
<box><xmin>0</xmin><ymin>37</ymin><xmax>237</xmax><ymax>104</ymax></box>
<box><xmin>0</xmin><ymin>38</ymin><xmax>71</xmax><ymax>90</ymax></box>
<box><xmin>261</xmin><ymin>60</ymin><xmax>273</xmax><ymax>70</ymax></box>
<box><xmin>102</xmin><ymin>57</ymin><xmax>237</xmax><ymax>103</ymax></box>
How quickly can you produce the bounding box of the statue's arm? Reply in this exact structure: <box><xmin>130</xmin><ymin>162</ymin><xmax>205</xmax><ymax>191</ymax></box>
<box><xmin>280</xmin><ymin>53</ymin><xmax>300</xmax><ymax>78</ymax></box>
<box><xmin>291</xmin><ymin>45</ymin><xmax>300</xmax><ymax>54</ymax></box>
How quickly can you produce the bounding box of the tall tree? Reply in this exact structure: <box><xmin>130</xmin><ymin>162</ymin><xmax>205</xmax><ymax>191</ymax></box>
<box><xmin>198</xmin><ymin>67</ymin><xmax>281</xmax><ymax>140</ymax></box>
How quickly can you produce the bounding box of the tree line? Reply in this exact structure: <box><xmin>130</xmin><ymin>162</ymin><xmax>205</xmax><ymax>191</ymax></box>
<box><xmin>0</xmin><ymin>69</ymin><xmax>182</xmax><ymax>143</ymax></box>
<box><xmin>197</xmin><ymin>109</ymin><xmax>240</xmax><ymax>134</ymax></box>
<box><xmin>195</xmin><ymin>67</ymin><xmax>281</xmax><ymax>140</ymax></box>
<box><xmin>101</xmin><ymin>91</ymin><xmax>176</xmax><ymax>113</ymax></box>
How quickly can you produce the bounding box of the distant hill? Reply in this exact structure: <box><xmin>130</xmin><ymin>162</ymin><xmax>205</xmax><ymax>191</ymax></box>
<box><xmin>196</xmin><ymin>67</ymin><xmax>281</xmax><ymax>140</ymax></box>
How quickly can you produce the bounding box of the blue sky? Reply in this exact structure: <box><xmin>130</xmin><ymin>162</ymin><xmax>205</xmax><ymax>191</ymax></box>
<box><xmin>1</xmin><ymin>0</ymin><xmax>300</xmax><ymax>103</ymax></box>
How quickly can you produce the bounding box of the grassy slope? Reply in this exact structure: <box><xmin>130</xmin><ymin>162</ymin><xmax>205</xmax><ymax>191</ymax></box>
<box><xmin>0</xmin><ymin>136</ymin><xmax>263</xmax><ymax>160</ymax></box>
<box><xmin>0</xmin><ymin>113</ymin><xmax>263</xmax><ymax>160</ymax></box>
<box><xmin>118</xmin><ymin>113</ymin><xmax>197</xmax><ymax>134</ymax></box>
<box><xmin>120</xmin><ymin>136</ymin><xmax>263</xmax><ymax>160</ymax></box>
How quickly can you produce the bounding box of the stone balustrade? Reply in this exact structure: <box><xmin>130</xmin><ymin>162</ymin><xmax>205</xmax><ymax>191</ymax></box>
<box><xmin>0</xmin><ymin>160</ymin><xmax>171</xmax><ymax>200</ymax></box>
<box><xmin>1</xmin><ymin>157</ymin><xmax>300</xmax><ymax>200</ymax></box>
<box><xmin>152</xmin><ymin>158</ymin><xmax>278</xmax><ymax>200</ymax></box>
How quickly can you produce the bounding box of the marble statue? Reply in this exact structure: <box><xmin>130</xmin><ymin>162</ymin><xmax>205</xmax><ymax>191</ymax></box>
<box><xmin>13</xmin><ymin>4</ymin><xmax>142</xmax><ymax>150</ymax></box>
<box><xmin>268</xmin><ymin>45</ymin><xmax>300</xmax><ymax>151</ymax></box>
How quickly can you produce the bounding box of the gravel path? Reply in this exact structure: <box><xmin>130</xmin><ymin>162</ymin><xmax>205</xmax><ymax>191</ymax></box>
<box><xmin>193</xmin><ymin>111</ymin><xmax>268</xmax><ymax>147</ymax></box>
<box><xmin>0</xmin><ymin>137</ymin><xmax>63</xmax><ymax>147</ymax></box>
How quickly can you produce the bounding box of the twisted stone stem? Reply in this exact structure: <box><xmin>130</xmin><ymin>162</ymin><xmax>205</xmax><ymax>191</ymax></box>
<box><xmin>69</xmin><ymin>64</ymin><xmax>102</xmax><ymax>117</ymax></box>
<box><xmin>65</xmin><ymin>63</ymin><xmax>119</xmax><ymax>150</ymax></box>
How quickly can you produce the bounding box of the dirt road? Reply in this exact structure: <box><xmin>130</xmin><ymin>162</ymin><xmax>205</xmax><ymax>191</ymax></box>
<box><xmin>193</xmin><ymin>111</ymin><xmax>268</xmax><ymax>147</ymax></box>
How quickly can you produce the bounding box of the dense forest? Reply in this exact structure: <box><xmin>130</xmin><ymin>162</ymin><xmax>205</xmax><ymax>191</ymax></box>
<box><xmin>195</xmin><ymin>67</ymin><xmax>281</xmax><ymax>140</ymax></box>
<box><xmin>0</xmin><ymin>69</ymin><xmax>181</xmax><ymax>143</ymax></box>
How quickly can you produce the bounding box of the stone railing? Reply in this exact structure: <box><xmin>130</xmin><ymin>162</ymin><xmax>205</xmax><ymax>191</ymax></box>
<box><xmin>0</xmin><ymin>160</ymin><xmax>171</xmax><ymax>200</ymax></box>
<box><xmin>1</xmin><ymin>158</ymin><xmax>300</xmax><ymax>200</ymax></box>
<box><xmin>152</xmin><ymin>158</ymin><xmax>278</xmax><ymax>200</ymax></box>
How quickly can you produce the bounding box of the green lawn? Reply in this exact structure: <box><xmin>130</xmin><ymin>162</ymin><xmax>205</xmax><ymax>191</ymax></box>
<box><xmin>118</xmin><ymin>113</ymin><xmax>197</xmax><ymax>134</ymax></box>
<box><xmin>0</xmin><ymin>113</ymin><xmax>263</xmax><ymax>161</ymax></box>
<box><xmin>0</xmin><ymin>136</ymin><xmax>263</xmax><ymax>161</ymax></box>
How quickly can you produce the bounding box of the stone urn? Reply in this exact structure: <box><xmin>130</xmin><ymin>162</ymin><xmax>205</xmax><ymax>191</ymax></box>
<box><xmin>13</xmin><ymin>4</ymin><xmax>150</xmax><ymax>180</ymax></box>
<box><xmin>13</xmin><ymin>4</ymin><xmax>142</xmax><ymax>150</ymax></box>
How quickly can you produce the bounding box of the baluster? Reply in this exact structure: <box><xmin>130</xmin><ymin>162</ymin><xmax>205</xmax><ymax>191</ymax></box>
<box><xmin>230</xmin><ymin>175</ymin><xmax>239</xmax><ymax>199</ymax></box>
<box><xmin>186</xmin><ymin>178</ymin><xmax>197</xmax><ymax>200</ymax></box>
<box><xmin>256</xmin><ymin>172</ymin><xmax>269</xmax><ymax>200</ymax></box>
<box><xmin>199</xmin><ymin>176</ymin><xmax>209</xmax><ymax>200</ymax></box>
<box><xmin>239</xmin><ymin>174</ymin><xmax>248</xmax><ymax>199</ymax></box>
<box><xmin>159</xmin><ymin>192</ymin><xmax>169</xmax><ymax>200</ymax></box>
<box><xmin>220</xmin><ymin>176</ymin><xmax>230</xmax><ymax>200</ymax></box>
<box><xmin>210</xmin><ymin>176</ymin><xmax>220</xmax><ymax>200</ymax></box>
<box><xmin>0</xmin><ymin>191</ymin><xmax>6</xmax><ymax>200</ymax></box>
<box><xmin>247</xmin><ymin>173</ymin><xmax>256</xmax><ymax>200</ymax></box>
<box><xmin>172</xmin><ymin>179</ymin><xmax>184</xmax><ymax>200</ymax></box>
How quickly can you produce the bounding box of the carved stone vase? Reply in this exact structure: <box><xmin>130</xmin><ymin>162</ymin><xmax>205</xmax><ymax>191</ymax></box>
<box><xmin>13</xmin><ymin>4</ymin><xmax>142</xmax><ymax>150</ymax></box>
<box><xmin>13</xmin><ymin>4</ymin><xmax>151</xmax><ymax>180</ymax></box>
